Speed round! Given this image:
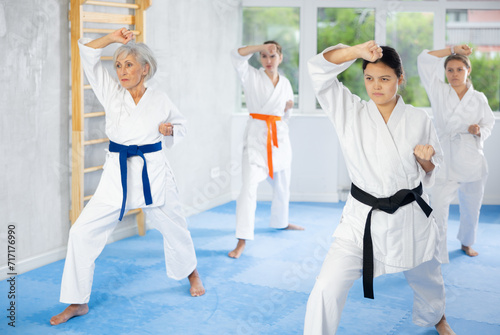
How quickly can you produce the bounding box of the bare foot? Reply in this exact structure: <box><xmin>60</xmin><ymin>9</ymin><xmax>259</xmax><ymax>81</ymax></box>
<box><xmin>228</xmin><ymin>239</ymin><xmax>246</xmax><ymax>259</ymax></box>
<box><xmin>188</xmin><ymin>268</ymin><xmax>205</xmax><ymax>297</ymax></box>
<box><xmin>50</xmin><ymin>303</ymin><xmax>89</xmax><ymax>325</ymax></box>
<box><xmin>435</xmin><ymin>315</ymin><xmax>456</xmax><ymax>335</ymax></box>
<box><xmin>462</xmin><ymin>245</ymin><xmax>479</xmax><ymax>257</ymax></box>
<box><xmin>284</xmin><ymin>223</ymin><xmax>304</xmax><ymax>230</ymax></box>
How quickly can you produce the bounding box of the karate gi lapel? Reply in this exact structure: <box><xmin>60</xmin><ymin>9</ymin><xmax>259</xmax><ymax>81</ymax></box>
<box><xmin>447</xmin><ymin>85</ymin><xmax>483</xmax><ymax>180</ymax></box>
<box><xmin>117</xmin><ymin>88</ymin><xmax>152</xmax><ymax>138</ymax></box>
<box><xmin>368</xmin><ymin>99</ymin><xmax>409</xmax><ymax>191</ymax></box>
<box><xmin>260</xmin><ymin>70</ymin><xmax>284</xmax><ymax>115</ymax></box>
<box><xmin>454</xmin><ymin>84</ymin><xmax>477</xmax><ymax>126</ymax></box>
<box><xmin>445</xmin><ymin>84</ymin><xmax>474</xmax><ymax>135</ymax></box>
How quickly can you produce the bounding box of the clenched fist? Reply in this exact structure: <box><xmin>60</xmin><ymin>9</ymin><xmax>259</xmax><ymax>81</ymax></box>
<box><xmin>414</xmin><ymin>144</ymin><xmax>435</xmax><ymax>161</ymax></box>
<box><xmin>414</xmin><ymin>144</ymin><xmax>435</xmax><ymax>173</ymax></box>
<box><xmin>468</xmin><ymin>124</ymin><xmax>480</xmax><ymax>136</ymax></box>
<box><xmin>356</xmin><ymin>40</ymin><xmax>383</xmax><ymax>62</ymax></box>
<box><xmin>159</xmin><ymin>123</ymin><xmax>173</xmax><ymax>136</ymax></box>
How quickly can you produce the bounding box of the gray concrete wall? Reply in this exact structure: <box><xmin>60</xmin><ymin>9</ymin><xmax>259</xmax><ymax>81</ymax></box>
<box><xmin>0</xmin><ymin>0</ymin><xmax>71</xmax><ymax>276</ymax></box>
<box><xmin>147</xmin><ymin>0</ymin><xmax>241</xmax><ymax>216</ymax></box>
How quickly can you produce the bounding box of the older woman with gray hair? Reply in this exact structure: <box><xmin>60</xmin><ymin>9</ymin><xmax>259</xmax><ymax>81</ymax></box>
<box><xmin>51</xmin><ymin>28</ymin><xmax>204</xmax><ymax>326</ymax></box>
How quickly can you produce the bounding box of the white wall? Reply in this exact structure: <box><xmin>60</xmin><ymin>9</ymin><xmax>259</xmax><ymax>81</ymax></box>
<box><xmin>481</xmin><ymin>115</ymin><xmax>500</xmax><ymax>204</ymax></box>
<box><xmin>147</xmin><ymin>0</ymin><xmax>240</xmax><ymax>217</ymax></box>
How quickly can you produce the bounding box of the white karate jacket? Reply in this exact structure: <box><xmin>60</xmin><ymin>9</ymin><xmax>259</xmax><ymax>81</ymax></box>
<box><xmin>79</xmin><ymin>39</ymin><xmax>186</xmax><ymax>209</ymax></box>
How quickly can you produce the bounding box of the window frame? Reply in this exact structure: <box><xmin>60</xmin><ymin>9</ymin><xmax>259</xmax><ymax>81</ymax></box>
<box><xmin>241</xmin><ymin>0</ymin><xmax>500</xmax><ymax>114</ymax></box>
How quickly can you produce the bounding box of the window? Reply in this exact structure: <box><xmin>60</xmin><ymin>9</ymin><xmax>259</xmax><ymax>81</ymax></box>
<box><xmin>241</xmin><ymin>7</ymin><xmax>300</xmax><ymax>107</ymax></box>
<box><xmin>386</xmin><ymin>11</ymin><xmax>434</xmax><ymax>107</ymax></box>
<box><xmin>317</xmin><ymin>8</ymin><xmax>375</xmax><ymax>101</ymax></box>
<box><xmin>241</xmin><ymin>1</ymin><xmax>500</xmax><ymax>113</ymax></box>
<box><xmin>447</xmin><ymin>9</ymin><xmax>468</xmax><ymax>23</ymax></box>
<box><xmin>447</xmin><ymin>9</ymin><xmax>500</xmax><ymax>111</ymax></box>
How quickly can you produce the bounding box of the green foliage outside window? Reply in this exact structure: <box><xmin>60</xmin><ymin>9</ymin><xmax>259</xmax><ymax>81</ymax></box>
<box><xmin>386</xmin><ymin>12</ymin><xmax>434</xmax><ymax>107</ymax></box>
<box><xmin>243</xmin><ymin>7</ymin><xmax>300</xmax><ymax>95</ymax></box>
<box><xmin>465</xmin><ymin>51</ymin><xmax>500</xmax><ymax>112</ymax></box>
<box><xmin>242</xmin><ymin>6</ymin><xmax>499</xmax><ymax>112</ymax></box>
<box><xmin>317</xmin><ymin>8</ymin><xmax>375</xmax><ymax>102</ymax></box>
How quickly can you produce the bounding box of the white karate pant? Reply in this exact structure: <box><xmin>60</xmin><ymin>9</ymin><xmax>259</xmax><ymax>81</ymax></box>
<box><xmin>431</xmin><ymin>175</ymin><xmax>486</xmax><ymax>258</ymax></box>
<box><xmin>235</xmin><ymin>154</ymin><xmax>291</xmax><ymax>240</ymax></box>
<box><xmin>59</xmin><ymin>176</ymin><xmax>197</xmax><ymax>304</ymax></box>
<box><xmin>304</xmin><ymin>238</ymin><xmax>445</xmax><ymax>335</ymax></box>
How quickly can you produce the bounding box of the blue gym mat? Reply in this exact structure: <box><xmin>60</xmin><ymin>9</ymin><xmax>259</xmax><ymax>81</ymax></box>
<box><xmin>1</xmin><ymin>202</ymin><xmax>499</xmax><ymax>334</ymax></box>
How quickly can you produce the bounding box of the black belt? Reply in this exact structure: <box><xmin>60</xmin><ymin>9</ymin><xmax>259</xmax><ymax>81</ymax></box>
<box><xmin>109</xmin><ymin>141</ymin><xmax>162</xmax><ymax>221</ymax></box>
<box><xmin>350</xmin><ymin>182</ymin><xmax>432</xmax><ymax>299</ymax></box>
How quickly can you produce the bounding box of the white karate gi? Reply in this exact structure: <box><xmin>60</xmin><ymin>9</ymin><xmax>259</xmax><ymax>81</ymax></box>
<box><xmin>59</xmin><ymin>39</ymin><xmax>197</xmax><ymax>304</ymax></box>
<box><xmin>418</xmin><ymin>51</ymin><xmax>495</xmax><ymax>255</ymax></box>
<box><xmin>304</xmin><ymin>45</ymin><xmax>446</xmax><ymax>334</ymax></box>
<box><xmin>231</xmin><ymin>48</ymin><xmax>294</xmax><ymax>240</ymax></box>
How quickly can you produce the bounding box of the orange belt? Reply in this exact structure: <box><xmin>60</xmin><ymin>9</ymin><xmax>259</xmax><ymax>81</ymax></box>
<box><xmin>250</xmin><ymin>113</ymin><xmax>282</xmax><ymax>179</ymax></box>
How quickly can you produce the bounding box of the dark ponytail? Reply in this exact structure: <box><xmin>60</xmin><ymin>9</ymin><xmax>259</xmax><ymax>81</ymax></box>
<box><xmin>362</xmin><ymin>46</ymin><xmax>404</xmax><ymax>79</ymax></box>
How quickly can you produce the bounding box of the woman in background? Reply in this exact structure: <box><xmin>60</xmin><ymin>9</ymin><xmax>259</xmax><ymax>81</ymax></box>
<box><xmin>418</xmin><ymin>45</ymin><xmax>495</xmax><ymax>258</ymax></box>
<box><xmin>229</xmin><ymin>42</ymin><xmax>303</xmax><ymax>259</ymax></box>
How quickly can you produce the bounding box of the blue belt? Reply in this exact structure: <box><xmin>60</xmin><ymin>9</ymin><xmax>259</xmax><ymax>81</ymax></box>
<box><xmin>350</xmin><ymin>182</ymin><xmax>432</xmax><ymax>299</ymax></box>
<box><xmin>109</xmin><ymin>140</ymin><xmax>162</xmax><ymax>221</ymax></box>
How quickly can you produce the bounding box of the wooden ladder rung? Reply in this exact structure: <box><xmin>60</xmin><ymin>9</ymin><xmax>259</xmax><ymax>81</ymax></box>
<box><xmin>83</xmin><ymin>11</ymin><xmax>135</xmax><ymax>25</ymax></box>
<box><xmin>84</xmin><ymin>165</ymin><xmax>104</xmax><ymax>173</ymax></box>
<box><xmin>84</xmin><ymin>84</ymin><xmax>92</xmax><ymax>90</ymax></box>
<box><xmin>84</xmin><ymin>111</ymin><xmax>105</xmax><ymax>118</ymax></box>
<box><xmin>84</xmin><ymin>138</ymin><xmax>109</xmax><ymax>145</ymax></box>
<box><xmin>83</xmin><ymin>1</ymin><xmax>140</xmax><ymax>10</ymax></box>
<box><xmin>83</xmin><ymin>28</ymin><xmax>141</xmax><ymax>35</ymax></box>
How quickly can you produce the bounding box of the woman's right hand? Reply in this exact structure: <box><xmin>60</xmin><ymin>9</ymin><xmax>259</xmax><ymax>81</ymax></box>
<box><xmin>355</xmin><ymin>41</ymin><xmax>383</xmax><ymax>62</ymax></box>
<box><xmin>323</xmin><ymin>40</ymin><xmax>382</xmax><ymax>65</ymax></box>
<box><xmin>110</xmin><ymin>28</ymin><xmax>135</xmax><ymax>45</ymax></box>
<box><xmin>159</xmin><ymin>123</ymin><xmax>174</xmax><ymax>136</ymax></box>
<box><xmin>262</xmin><ymin>43</ymin><xmax>277</xmax><ymax>55</ymax></box>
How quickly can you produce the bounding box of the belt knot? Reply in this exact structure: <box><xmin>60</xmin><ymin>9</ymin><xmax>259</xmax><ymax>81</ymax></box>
<box><xmin>374</xmin><ymin>197</ymin><xmax>393</xmax><ymax>213</ymax></box>
<box><xmin>127</xmin><ymin>145</ymin><xmax>138</xmax><ymax>155</ymax></box>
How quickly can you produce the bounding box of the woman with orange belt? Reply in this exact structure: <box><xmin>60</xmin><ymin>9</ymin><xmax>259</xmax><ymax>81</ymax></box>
<box><xmin>229</xmin><ymin>42</ymin><xmax>303</xmax><ymax>258</ymax></box>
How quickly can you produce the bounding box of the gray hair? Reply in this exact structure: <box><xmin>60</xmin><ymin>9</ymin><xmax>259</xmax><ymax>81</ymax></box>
<box><xmin>113</xmin><ymin>42</ymin><xmax>157</xmax><ymax>82</ymax></box>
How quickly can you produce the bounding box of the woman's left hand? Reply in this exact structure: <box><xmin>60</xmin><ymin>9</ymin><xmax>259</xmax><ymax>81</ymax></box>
<box><xmin>284</xmin><ymin>100</ymin><xmax>293</xmax><ymax>112</ymax></box>
<box><xmin>414</xmin><ymin>144</ymin><xmax>435</xmax><ymax>162</ymax></box>
<box><xmin>455</xmin><ymin>44</ymin><xmax>473</xmax><ymax>56</ymax></box>
<box><xmin>414</xmin><ymin>144</ymin><xmax>436</xmax><ymax>173</ymax></box>
<box><xmin>159</xmin><ymin>123</ymin><xmax>173</xmax><ymax>136</ymax></box>
<box><xmin>111</xmin><ymin>28</ymin><xmax>135</xmax><ymax>45</ymax></box>
<box><xmin>468</xmin><ymin>124</ymin><xmax>481</xmax><ymax>136</ymax></box>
